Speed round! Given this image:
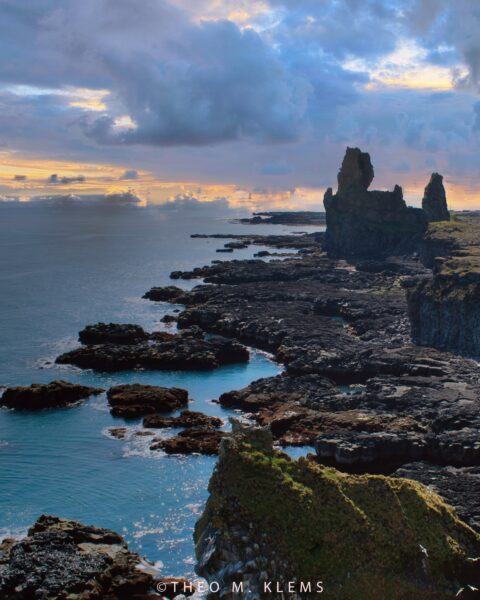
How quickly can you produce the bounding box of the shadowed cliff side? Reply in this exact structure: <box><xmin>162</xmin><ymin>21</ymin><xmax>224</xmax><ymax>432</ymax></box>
<box><xmin>407</xmin><ymin>216</ymin><xmax>480</xmax><ymax>355</ymax></box>
<box><xmin>195</xmin><ymin>421</ymin><xmax>480</xmax><ymax>600</ymax></box>
<box><xmin>324</xmin><ymin>148</ymin><xmax>428</xmax><ymax>258</ymax></box>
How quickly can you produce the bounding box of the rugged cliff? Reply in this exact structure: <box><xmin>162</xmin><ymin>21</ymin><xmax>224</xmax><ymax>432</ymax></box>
<box><xmin>407</xmin><ymin>217</ymin><xmax>480</xmax><ymax>355</ymax></box>
<box><xmin>195</xmin><ymin>422</ymin><xmax>480</xmax><ymax>599</ymax></box>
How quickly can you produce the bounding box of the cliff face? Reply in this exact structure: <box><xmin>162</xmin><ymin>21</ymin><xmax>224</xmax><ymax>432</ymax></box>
<box><xmin>324</xmin><ymin>148</ymin><xmax>427</xmax><ymax>258</ymax></box>
<box><xmin>194</xmin><ymin>422</ymin><xmax>480</xmax><ymax>599</ymax></box>
<box><xmin>407</xmin><ymin>219</ymin><xmax>480</xmax><ymax>355</ymax></box>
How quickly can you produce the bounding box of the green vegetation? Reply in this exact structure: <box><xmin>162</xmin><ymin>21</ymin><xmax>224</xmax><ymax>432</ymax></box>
<box><xmin>197</xmin><ymin>429</ymin><xmax>480</xmax><ymax>599</ymax></box>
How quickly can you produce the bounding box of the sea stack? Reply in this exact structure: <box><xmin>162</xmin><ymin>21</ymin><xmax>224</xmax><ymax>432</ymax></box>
<box><xmin>324</xmin><ymin>147</ymin><xmax>427</xmax><ymax>258</ymax></box>
<box><xmin>422</xmin><ymin>172</ymin><xmax>450</xmax><ymax>222</ymax></box>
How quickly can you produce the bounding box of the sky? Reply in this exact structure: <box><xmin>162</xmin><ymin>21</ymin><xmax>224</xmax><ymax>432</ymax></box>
<box><xmin>1</xmin><ymin>0</ymin><xmax>480</xmax><ymax>210</ymax></box>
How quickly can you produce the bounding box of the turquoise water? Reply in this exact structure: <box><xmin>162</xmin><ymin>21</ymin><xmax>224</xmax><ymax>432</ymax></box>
<box><xmin>0</xmin><ymin>202</ymin><xmax>322</xmax><ymax>578</ymax></box>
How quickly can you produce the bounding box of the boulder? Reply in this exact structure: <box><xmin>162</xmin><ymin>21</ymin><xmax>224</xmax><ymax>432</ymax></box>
<box><xmin>1</xmin><ymin>380</ymin><xmax>103</xmax><ymax>410</ymax></box>
<box><xmin>79</xmin><ymin>323</ymin><xmax>148</xmax><ymax>345</ymax></box>
<box><xmin>422</xmin><ymin>173</ymin><xmax>450</xmax><ymax>222</ymax></box>
<box><xmin>107</xmin><ymin>384</ymin><xmax>188</xmax><ymax>418</ymax></box>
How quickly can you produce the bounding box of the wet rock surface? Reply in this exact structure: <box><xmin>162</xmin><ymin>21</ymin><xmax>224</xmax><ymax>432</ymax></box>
<box><xmin>56</xmin><ymin>326</ymin><xmax>249</xmax><ymax>372</ymax></box>
<box><xmin>0</xmin><ymin>515</ymin><xmax>155</xmax><ymax>599</ymax></box>
<box><xmin>1</xmin><ymin>380</ymin><xmax>104</xmax><ymax>410</ymax></box>
<box><xmin>78</xmin><ymin>322</ymin><xmax>149</xmax><ymax>345</ymax></box>
<box><xmin>107</xmin><ymin>383</ymin><xmax>189</xmax><ymax>418</ymax></box>
<box><xmin>150</xmin><ymin>427</ymin><xmax>225</xmax><ymax>455</ymax></box>
<box><xmin>143</xmin><ymin>410</ymin><xmax>223</xmax><ymax>429</ymax></box>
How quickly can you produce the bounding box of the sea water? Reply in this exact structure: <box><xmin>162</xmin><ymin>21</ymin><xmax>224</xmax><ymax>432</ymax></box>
<box><xmin>0</xmin><ymin>201</ymin><xmax>322</xmax><ymax>579</ymax></box>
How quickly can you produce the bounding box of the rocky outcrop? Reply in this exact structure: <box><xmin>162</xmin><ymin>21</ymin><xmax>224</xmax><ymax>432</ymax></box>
<box><xmin>240</xmin><ymin>211</ymin><xmax>326</xmax><ymax>225</ymax></box>
<box><xmin>195</xmin><ymin>422</ymin><xmax>480</xmax><ymax>599</ymax></box>
<box><xmin>423</xmin><ymin>173</ymin><xmax>450</xmax><ymax>222</ymax></box>
<box><xmin>56</xmin><ymin>326</ymin><xmax>249</xmax><ymax>372</ymax></box>
<box><xmin>79</xmin><ymin>323</ymin><xmax>149</xmax><ymax>345</ymax></box>
<box><xmin>150</xmin><ymin>428</ymin><xmax>225</xmax><ymax>455</ymax></box>
<box><xmin>0</xmin><ymin>515</ymin><xmax>155</xmax><ymax>599</ymax></box>
<box><xmin>324</xmin><ymin>147</ymin><xmax>427</xmax><ymax>258</ymax></box>
<box><xmin>107</xmin><ymin>384</ymin><xmax>188</xmax><ymax>418</ymax></box>
<box><xmin>1</xmin><ymin>380</ymin><xmax>103</xmax><ymax>410</ymax></box>
<box><xmin>143</xmin><ymin>410</ymin><xmax>223</xmax><ymax>429</ymax></box>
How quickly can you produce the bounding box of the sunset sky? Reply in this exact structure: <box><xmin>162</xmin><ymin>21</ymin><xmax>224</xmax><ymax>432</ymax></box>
<box><xmin>1</xmin><ymin>0</ymin><xmax>480</xmax><ymax>210</ymax></box>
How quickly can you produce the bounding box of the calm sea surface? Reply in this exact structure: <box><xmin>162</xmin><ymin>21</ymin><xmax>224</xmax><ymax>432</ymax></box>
<box><xmin>0</xmin><ymin>201</ymin><xmax>322</xmax><ymax>580</ymax></box>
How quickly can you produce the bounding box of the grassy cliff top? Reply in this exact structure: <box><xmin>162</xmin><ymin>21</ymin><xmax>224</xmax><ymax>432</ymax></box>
<box><xmin>425</xmin><ymin>215</ymin><xmax>480</xmax><ymax>280</ymax></box>
<box><xmin>196</xmin><ymin>425</ymin><xmax>480</xmax><ymax>599</ymax></box>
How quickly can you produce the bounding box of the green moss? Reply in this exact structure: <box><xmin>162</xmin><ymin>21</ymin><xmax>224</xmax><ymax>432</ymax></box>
<box><xmin>197</xmin><ymin>433</ymin><xmax>480</xmax><ymax>599</ymax></box>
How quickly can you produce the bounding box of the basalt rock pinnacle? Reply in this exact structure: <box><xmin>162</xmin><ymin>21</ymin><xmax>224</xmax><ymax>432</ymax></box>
<box><xmin>422</xmin><ymin>172</ymin><xmax>450</xmax><ymax>222</ymax></box>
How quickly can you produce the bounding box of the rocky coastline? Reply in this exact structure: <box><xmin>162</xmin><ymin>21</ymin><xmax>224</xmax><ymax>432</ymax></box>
<box><xmin>6</xmin><ymin>147</ymin><xmax>480</xmax><ymax>598</ymax></box>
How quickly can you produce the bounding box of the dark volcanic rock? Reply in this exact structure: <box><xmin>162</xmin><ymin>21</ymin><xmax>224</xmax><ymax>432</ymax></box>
<box><xmin>56</xmin><ymin>328</ymin><xmax>249</xmax><ymax>372</ymax></box>
<box><xmin>324</xmin><ymin>147</ymin><xmax>427</xmax><ymax>258</ymax></box>
<box><xmin>0</xmin><ymin>515</ymin><xmax>154</xmax><ymax>599</ymax></box>
<box><xmin>150</xmin><ymin>427</ymin><xmax>225</xmax><ymax>454</ymax></box>
<box><xmin>107</xmin><ymin>384</ymin><xmax>188</xmax><ymax>418</ymax></box>
<box><xmin>422</xmin><ymin>172</ymin><xmax>450</xmax><ymax>222</ymax></box>
<box><xmin>1</xmin><ymin>380</ymin><xmax>103</xmax><ymax>410</ymax></box>
<box><xmin>142</xmin><ymin>285</ymin><xmax>187</xmax><ymax>303</ymax></box>
<box><xmin>143</xmin><ymin>410</ymin><xmax>223</xmax><ymax>429</ymax></box>
<box><xmin>79</xmin><ymin>322</ymin><xmax>148</xmax><ymax>345</ymax></box>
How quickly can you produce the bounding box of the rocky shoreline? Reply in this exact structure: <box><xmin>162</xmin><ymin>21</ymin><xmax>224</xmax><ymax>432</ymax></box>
<box><xmin>5</xmin><ymin>147</ymin><xmax>480</xmax><ymax>598</ymax></box>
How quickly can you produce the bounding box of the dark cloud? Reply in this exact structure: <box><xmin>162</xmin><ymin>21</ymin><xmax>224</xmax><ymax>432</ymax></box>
<box><xmin>120</xmin><ymin>169</ymin><xmax>139</xmax><ymax>180</ymax></box>
<box><xmin>48</xmin><ymin>173</ymin><xmax>85</xmax><ymax>184</ymax></box>
<box><xmin>13</xmin><ymin>174</ymin><xmax>27</xmax><ymax>181</ymax></box>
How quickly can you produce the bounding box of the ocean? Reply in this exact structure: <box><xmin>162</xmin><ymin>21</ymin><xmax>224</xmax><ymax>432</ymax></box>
<box><xmin>0</xmin><ymin>200</ymin><xmax>322</xmax><ymax>580</ymax></box>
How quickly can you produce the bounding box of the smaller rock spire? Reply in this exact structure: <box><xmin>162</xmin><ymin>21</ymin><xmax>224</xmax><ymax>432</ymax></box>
<box><xmin>422</xmin><ymin>173</ymin><xmax>450</xmax><ymax>222</ymax></box>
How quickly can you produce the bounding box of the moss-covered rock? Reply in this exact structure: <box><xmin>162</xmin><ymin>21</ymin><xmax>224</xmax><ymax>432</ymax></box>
<box><xmin>195</xmin><ymin>422</ymin><xmax>480</xmax><ymax>599</ymax></box>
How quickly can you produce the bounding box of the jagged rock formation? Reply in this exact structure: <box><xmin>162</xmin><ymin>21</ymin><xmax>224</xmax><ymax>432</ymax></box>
<box><xmin>0</xmin><ymin>515</ymin><xmax>155</xmax><ymax>599</ymax></box>
<box><xmin>423</xmin><ymin>173</ymin><xmax>450</xmax><ymax>222</ymax></box>
<box><xmin>195</xmin><ymin>422</ymin><xmax>480</xmax><ymax>599</ymax></box>
<box><xmin>324</xmin><ymin>147</ymin><xmax>427</xmax><ymax>258</ymax></box>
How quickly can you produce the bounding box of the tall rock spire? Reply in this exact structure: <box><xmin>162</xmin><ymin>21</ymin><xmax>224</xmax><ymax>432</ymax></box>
<box><xmin>422</xmin><ymin>173</ymin><xmax>450</xmax><ymax>222</ymax></box>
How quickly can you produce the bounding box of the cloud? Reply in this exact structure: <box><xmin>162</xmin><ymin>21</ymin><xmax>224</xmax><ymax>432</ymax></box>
<box><xmin>48</xmin><ymin>173</ymin><xmax>85</xmax><ymax>184</ymax></box>
<box><xmin>13</xmin><ymin>174</ymin><xmax>27</xmax><ymax>181</ymax></box>
<box><xmin>28</xmin><ymin>191</ymin><xmax>141</xmax><ymax>205</ymax></box>
<box><xmin>120</xmin><ymin>169</ymin><xmax>139</xmax><ymax>180</ymax></box>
